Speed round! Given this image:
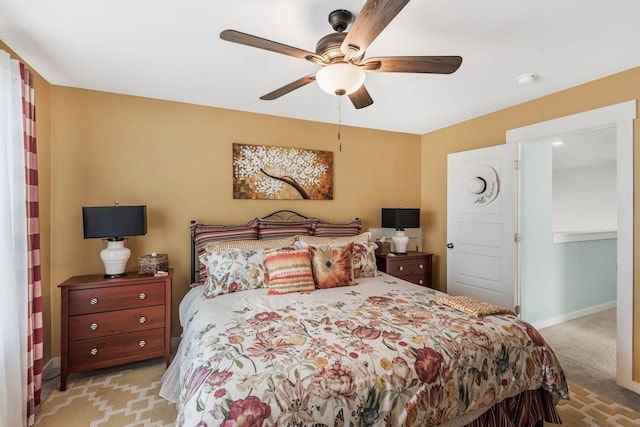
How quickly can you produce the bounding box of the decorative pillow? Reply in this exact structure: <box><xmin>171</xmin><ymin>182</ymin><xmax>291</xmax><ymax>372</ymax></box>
<box><xmin>264</xmin><ymin>247</ymin><xmax>315</xmax><ymax>295</ymax></box>
<box><xmin>204</xmin><ymin>236</ymin><xmax>296</xmax><ymax>252</ymax></box>
<box><xmin>200</xmin><ymin>248</ymin><xmax>266</xmax><ymax>298</ymax></box>
<box><xmin>258</xmin><ymin>218</ymin><xmax>318</xmax><ymax>240</ymax></box>
<box><xmin>351</xmin><ymin>242</ymin><xmax>379</xmax><ymax>278</ymax></box>
<box><xmin>191</xmin><ymin>219</ymin><xmax>259</xmax><ymax>283</ymax></box>
<box><xmin>436</xmin><ymin>296</ymin><xmax>515</xmax><ymax>317</ymax></box>
<box><xmin>295</xmin><ymin>240</ymin><xmax>378</xmax><ymax>279</ymax></box>
<box><xmin>296</xmin><ymin>232</ymin><xmax>370</xmax><ymax>246</ymax></box>
<box><xmin>313</xmin><ymin>219</ymin><xmax>362</xmax><ymax>237</ymax></box>
<box><xmin>309</xmin><ymin>243</ymin><xmax>354</xmax><ymax>289</ymax></box>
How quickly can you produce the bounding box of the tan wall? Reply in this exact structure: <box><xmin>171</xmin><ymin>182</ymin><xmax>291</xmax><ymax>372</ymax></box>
<box><xmin>0</xmin><ymin>42</ymin><xmax>53</xmax><ymax>363</ymax></box>
<box><xmin>49</xmin><ymin>87</ymin><xmax>421</xmax><ymax>357</ymax></box>
<box><xmin>6</xmin><ymin>35</ymin><xmax>638</xmax><ymax>382</ymax></box>
<box><xmin>421</xmin><ymin>66</ymin><xmax>640</xmax><ymax>378</ymax></box>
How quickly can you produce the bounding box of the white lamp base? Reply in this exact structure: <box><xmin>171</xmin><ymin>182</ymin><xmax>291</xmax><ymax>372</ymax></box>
<box><xmin>392</xmin><ymin>230</ymin><xmax>410</xmax><ymax>254</ymax></box>
<box><xmin>100</xmin><ymin>239</ymin><xmax>131</xmax><ymax>278</ymax></box>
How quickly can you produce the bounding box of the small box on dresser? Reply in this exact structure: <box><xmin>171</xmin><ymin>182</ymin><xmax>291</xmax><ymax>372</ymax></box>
<box><xmin>58</xmin><ymin>270</ymin><xmax>172</xmax><ymax>391</ymax></box>
<box><xmin>138</xmin><ymin>253</ymin><xmax>169</xmax><ymax>274</ymax></box>
<box><xmin>376</xmin><ymin>251</ymin><xmax>433</xmax><ymax>288</ymax></box>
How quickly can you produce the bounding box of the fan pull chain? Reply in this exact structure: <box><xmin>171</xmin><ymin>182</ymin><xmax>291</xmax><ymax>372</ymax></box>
<box><xmin>338</xmin><ymin>96</ymin><xmax>342</xmax><ymax>152</ymax></box>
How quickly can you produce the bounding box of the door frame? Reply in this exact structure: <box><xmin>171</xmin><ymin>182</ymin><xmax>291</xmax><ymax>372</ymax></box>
<box><xmin>505</xmin><ymin>100</ymin><xmax>638</xmax><ymax>393</ymax></box>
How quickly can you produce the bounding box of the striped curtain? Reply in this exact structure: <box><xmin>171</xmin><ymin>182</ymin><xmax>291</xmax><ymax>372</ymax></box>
<box><xmin>21</xmin><ymin>63</ymin><xmax>43</xmax><ymax>425</ymax></box>
<box><xmin>0</xmin><ymin>49</ymin><xmax>28</xmax><ymax>427</ymax></box>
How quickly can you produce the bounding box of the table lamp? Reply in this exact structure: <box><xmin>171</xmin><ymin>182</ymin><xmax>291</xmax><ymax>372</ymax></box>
<box><xmin>381</xmin><ymin>208</ymin><xmax>420</xmax><ymax>254</ymax></box>
<box><xmin>82</xmin><ymin>203</ymin><xmax>147</xmax><ymax>278</ymax></box>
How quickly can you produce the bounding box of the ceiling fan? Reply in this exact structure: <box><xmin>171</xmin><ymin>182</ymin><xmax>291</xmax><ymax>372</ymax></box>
<box><xmin>220</xmin><ymin>0</ymin><xmax>462</xmax><ymax>109</ymax></box>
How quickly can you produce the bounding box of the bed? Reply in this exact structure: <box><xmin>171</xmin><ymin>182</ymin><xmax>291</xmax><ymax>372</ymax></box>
<box><xmin>160</xmin><ymin>211</ymin><xmax>568</xmax><ymax>427</ymax></box>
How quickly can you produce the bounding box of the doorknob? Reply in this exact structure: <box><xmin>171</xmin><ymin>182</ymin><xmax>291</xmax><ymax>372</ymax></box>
<box><xmin>447</xmin><ymin>243</ymin><xmax>454</xmax><ymax>249</ymax></box>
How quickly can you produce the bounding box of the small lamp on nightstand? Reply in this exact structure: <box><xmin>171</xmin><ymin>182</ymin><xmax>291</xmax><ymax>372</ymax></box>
<box><xmin>381</xmin><ymin>208</ymin><xmax>420</xmax><ymax>254</ymax></box>
<box><xmin>82</xmin><ymin>202</ymin><xmax>147</xmax><ymax>278</ymax></box>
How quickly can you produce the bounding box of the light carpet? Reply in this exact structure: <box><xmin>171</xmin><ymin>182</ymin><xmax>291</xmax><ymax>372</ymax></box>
<box><xmin>539</xmin><ymin>308</ymin><xmax>640</xmax><ymax>413</ymax></box>
<box><xmin>35</xmin><ymin>360</ymin><xmax>640</xmax><ymax>427</ymax></box>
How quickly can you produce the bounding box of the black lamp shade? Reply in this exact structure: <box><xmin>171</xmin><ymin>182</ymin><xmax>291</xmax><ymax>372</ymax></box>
<box><xmin>82</xmin><ymin>205</ymin><xmax>147</xmax><ymax>239</ymax></box>
<box><xmin>381</xmin><ymin>208</ymin><xmax>420</xmax><ymax>230</ymax></box>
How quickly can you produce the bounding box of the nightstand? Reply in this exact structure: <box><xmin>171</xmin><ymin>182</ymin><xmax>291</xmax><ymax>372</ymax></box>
<box><xmin>376</xmin><ymin>251</ymin><xmax>433</xmax><ymax>287</ymax></box>
<box><xmin>59</xmin><ymin>270</ymin><xmax>172</xmax><ymax>391</ymax></box>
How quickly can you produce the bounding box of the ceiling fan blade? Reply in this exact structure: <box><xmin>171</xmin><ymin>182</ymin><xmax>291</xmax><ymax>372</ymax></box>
<box><xmin>363</xmin><ymin>56</ymin><xmax>463</xmax><ymax>74</ymax></box>
<box><xmin>348</xmin><ymin>85</ymin><xmax>374</xmax><ymax>109</ymax></box>
<box><xmin>220</xmin><ymin>30</ymin><xmax>324</xmax><ymax>63</ymax></box>
<box><xmin>260</xmin><ymin>74</ymin><xmax>317</xmax><ymax>100</ymax></box>
<box><xmin>341</xmin><ymin>0</ymin><xmax>411</xmax><ymax>59</ymax></box>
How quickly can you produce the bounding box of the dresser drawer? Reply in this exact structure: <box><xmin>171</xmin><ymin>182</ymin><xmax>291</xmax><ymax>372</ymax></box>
<box><xmin>387</xmin><ymin>256</ymin><xmax>429</xmax><ymax>276</ymax></box>
<box><xmin>401</xmin><ymin>273</ymin><xmax>430</xmax><ymax>287</ymax></box>
<box><xmin>376</xmin><ymin>252</ymin><xmax>433</xmax><ymax>288</ymax></box>
<box><xmin>69</xmin><ymin>328</ymin><xmax>165</xmax><ymax>367</ymax></box>
<box><xmin>68</xmin><ymin>305</ymin><xmax>165</xmax><ymax>341</ymax></box>
<box><xmin>68</xmin><ymin>282</ymin><xmax>165</xmax><ymax>315</ymax></box>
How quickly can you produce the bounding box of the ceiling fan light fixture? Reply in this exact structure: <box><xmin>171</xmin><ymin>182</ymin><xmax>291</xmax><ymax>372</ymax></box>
<box><xmin>316</xmin><ymin>62</ymin><xmax>366</xmax><ymax>96</ymax></box>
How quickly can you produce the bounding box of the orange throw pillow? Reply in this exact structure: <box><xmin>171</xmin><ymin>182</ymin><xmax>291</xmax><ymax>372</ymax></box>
<box><xmin>264</xmin><ymin>247</ymin><xmax>315</xmax><ymax>295</ymax></box>
<box><xmin>309</xmin><ymin>243</ymin><xmax>354</xmax><ymax>289</ymax></box>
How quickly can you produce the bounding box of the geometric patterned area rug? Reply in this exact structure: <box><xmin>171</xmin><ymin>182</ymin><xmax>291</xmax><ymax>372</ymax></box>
<box><xmin>35</xmin><ymin>359</ymin><xmax>640</xmax><ymax>427</ymax></box>
<box><xmin>34</xmin><ymin>360</ymin><xmax>175</xmax><ymax>427</ymax></box>
<box><xmin>547</xmin><ymin>381</ymin><xmax>640</xmax><ymax>426</ymax></box>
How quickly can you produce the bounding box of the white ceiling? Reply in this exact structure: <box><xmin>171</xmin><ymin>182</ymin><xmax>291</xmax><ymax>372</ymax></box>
<box><xmin>1</xmin><ymin>0</ymin><xmax>639</xmax><ymax>135</ymax></box>
<box><xmin>552</xmin><ymin>126</ymin><xmax>617</xmax><ymax>170</ymax></box>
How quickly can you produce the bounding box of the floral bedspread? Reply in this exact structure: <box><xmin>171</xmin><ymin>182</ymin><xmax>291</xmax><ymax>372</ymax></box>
<box><xmin>161</xmin><ymin>276</ymin><xmax>568</xmax><ymax>427</ymax></box>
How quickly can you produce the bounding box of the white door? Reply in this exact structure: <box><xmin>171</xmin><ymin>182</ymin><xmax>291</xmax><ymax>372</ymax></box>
<box><xmin>447</xmin><ymin>144</ymin><xmax>519</xmax><ymax>311</ymax></box>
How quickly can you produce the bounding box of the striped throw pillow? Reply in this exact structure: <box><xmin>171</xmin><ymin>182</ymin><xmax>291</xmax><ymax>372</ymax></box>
<box><xmin>191</xmin><ymin>219</ymin><xmax>259</xmax><ymax>283</ymax></box>
<box><xmin>313</xmin><ymin>219</ymin><xmax>362</xmax><ymax>237</ymax></box>
<box><xmin>295</xmin><ymin>232</ymin><xmax>370</xmax><ymax>246</ymax></box>
<box><xmin>264</xmin><ymin>247</ymin><xmax>315</xmax><ymax>295</ymax></box>
<box><xmin>258</xmin><ymin>218</ymin><xmax>318</xmax><ymax>240</ymax></box>
<box><xmin>204</xmin><ymin>236</ymin><xmax>296</xmax><ymax>252</ymax></box>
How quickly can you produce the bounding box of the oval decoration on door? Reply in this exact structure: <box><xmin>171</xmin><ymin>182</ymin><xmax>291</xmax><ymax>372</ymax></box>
<box><xmin>467</xmin><ymin>165</ymin><xmax>499</xmax><ymax>205</ymax></box>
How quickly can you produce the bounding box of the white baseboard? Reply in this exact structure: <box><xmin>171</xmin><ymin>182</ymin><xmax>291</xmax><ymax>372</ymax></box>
<box><xmin>533</xmin><ymin>300</ymin><xmax>617</xmax><ymax>330</ymax></box>
<box><xmin>43</xmin><ymin>357</ymin><xmax>60</xmax><ymax>381</ymax></box>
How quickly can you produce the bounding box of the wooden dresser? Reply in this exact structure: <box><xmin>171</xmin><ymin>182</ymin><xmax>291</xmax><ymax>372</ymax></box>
<box><xmin>59</xmin><ymin>270</ymin><xmax>172</xmax><ymax>391</ymax></box>
<box><xmin>376</xmin><ymin>251</ymin><xmax>433</xmax><ymax>288</ymax></box>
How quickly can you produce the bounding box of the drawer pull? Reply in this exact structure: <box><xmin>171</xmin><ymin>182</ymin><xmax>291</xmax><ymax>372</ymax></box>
<box><xmin>139</xmin><ymin>293</ymin><xmax>147</xmax><ymax>300</ymax></box>
<box><xmin>90</xmin><ymin>323</ymin><xmax>98</xmax><ymax>331</ymax></box>
<box><xmin>418</xmin><ymin>279</ymin><xmax>424</xmax><ymax>285</ymax></box>
<box><xmin>90</xmin><ymin>348</ymin><xmax>98</xmax><ymax>356</ymax></box>
<box><xmin>419</xmin><ymin>264</ymin><xmax>424</xmax><ymax>270</ymax></box>
<box><xmin>139</xmin><ymin>340</ymin><xmax>146</xmax><ymax>348</ymax></box>
<box><xmin>90</xmin><ymin>298</ymin><xmax>99</xmax><ymax>305</ymax></box>
<box><xmin>139</xmin><ymin>316</ymin><xmax>146</xmax><ymax>324</ymax></box>
<box><xmin>398</xmin><ymin>266</ymin><xmax>404</xmax><ymax>272</ymax></box>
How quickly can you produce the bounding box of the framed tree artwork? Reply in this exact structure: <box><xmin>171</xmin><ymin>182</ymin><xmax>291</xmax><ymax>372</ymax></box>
<box><xmin>233</xmin><ymin>143</ymin><xmax>333</xmax><ymax>200</ymax></box>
